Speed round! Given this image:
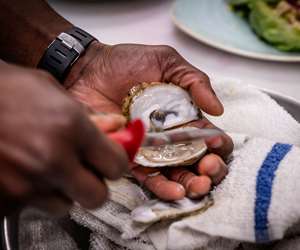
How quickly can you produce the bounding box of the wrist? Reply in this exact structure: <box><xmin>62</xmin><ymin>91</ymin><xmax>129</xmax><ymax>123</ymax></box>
<box><xmin>0</xmin><ymin>0</ymin><xmax>73</xmax><ymax>67</ymax></box>
<box><xmin>63</xmin><ymin>41</ymin><xmax>106</xmax><ymax>89</ymax></box>
<box><xmin>38</xmin><ymin>27</ymin><xmax>102</xmax><ymax>85</ymax></box>
<box><xmin>32</xmin><ymin>22</ymin><xmax>73</xmax><ymax>67</ymax></box>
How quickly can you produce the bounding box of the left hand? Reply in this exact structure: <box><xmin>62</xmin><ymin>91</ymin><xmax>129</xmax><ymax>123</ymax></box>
<box><xmin>66</xmin><ymin>42</ymin><xmax>233</xmax><ymax>201</ymax></box>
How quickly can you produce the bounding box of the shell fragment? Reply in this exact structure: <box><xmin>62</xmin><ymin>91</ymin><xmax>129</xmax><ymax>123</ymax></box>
<box><xmin>131</xmin><ymin>196</ymin><xmax>213</xmax><ymax>224</ymax></box>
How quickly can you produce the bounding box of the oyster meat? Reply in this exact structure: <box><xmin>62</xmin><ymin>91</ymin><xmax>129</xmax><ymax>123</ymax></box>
<box><xmin>123</xmin><ymin>83</ymin><xmax>207</xmax><ymax>167</ymax></box>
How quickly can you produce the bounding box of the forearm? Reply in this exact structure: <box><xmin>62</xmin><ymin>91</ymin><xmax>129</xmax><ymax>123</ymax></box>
<box><xmin>0</xmin><ymin>0</ymin><xmax>72</xmax><ymax>67</ymax></box>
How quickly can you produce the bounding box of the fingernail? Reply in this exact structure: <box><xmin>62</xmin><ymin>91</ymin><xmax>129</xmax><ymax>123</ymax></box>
<box><xmin>177</xmin><ymin>184</ymin><xmax>185</xmax><ymax>192</ymax></box>
<box><xmin>206</xmin><ymin>136</ymin><xmax>223</xmax><ymax>148</ymax></box>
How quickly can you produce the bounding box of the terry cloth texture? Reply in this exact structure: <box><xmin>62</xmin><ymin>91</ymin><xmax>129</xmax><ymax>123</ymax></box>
<box><xmin>19</xmin><ymin>208</ymin><xmax>80</xmax><ymax>250</ymax></box>
<box><xmin>70</xmin><ymin>80</ymin><xmax>300</xmax><ymax>250</ymax></box>
<box><xmin>18</xmin><ymin>79</ymin><xmax>300</xmax><ymax>250</ymax></box>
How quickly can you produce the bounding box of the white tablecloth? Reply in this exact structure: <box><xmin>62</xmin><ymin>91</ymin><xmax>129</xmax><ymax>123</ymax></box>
<box><xmin>48</xmin><ymin>0</ymin><xmax>300</xmax><ymax>101</ymax></box>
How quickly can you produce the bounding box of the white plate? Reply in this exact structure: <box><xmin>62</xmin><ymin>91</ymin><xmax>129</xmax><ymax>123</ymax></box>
<box><xmin>172</xmin><ymin>0</ymin><xmax>300</xmax><ymax>62</ymax></box>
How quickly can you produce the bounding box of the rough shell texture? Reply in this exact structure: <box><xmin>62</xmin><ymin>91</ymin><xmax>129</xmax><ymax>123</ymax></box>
<box><xmin>135</xmin><ymin>137</ymin><xmax>207</xmax><ymax>167</ymax></box>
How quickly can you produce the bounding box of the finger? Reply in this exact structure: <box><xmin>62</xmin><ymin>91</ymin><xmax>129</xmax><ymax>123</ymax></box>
<box><xmin>0</xmin><ymin>169</ymin><xmax>34</xmax><ymax>216</ymax></box>
<box><xmin>79</xmin><ymin>117</ymin><xmax>129</xmax><ymax>180</ymax></box>
<box><xmin>162</xmin><ymin>50</ymin><xmax>223</xmax><ymax>115</ymax></box>
<box><xmin>189</xmin><ymin>118</ymin><xmax>234</xmax><ymax>159</ymax></box>
<box><xmin>69</xmin><ymin>83</ymin><xmax>121</xmax><ymax>113</ymax></box>
<box><xmin>0</xmin><ymin>173</ymin><xmax>29</xmax><ymax>216</ymax></box>
<box><xmin>90</xmin><ymin>113</ymin><xmax>126</xmax><ymax>133</ymax></box>
<box><xmin>167</xmin><ymin>168</ymin><xmax>211</xmax><ymax>199</ymax></box>
<box><xmin>197</xmin><ymin>154</ymin><xmax>228</xmax><ymax>185</ymax></box>
<box><xmin>59</xmin><ymin>160</ymin><xmax>108</xmax><ymax>209</ymax></box>
<box><xmin>31</xmin><ymin>193</ymin><xmax>72</xmax><ymax>217</ymax></box>
<box><xmin>131</xmin><ymin>166</ymin><xmax>185</xmax><ymax>201</ymax></box>
<box><xmin>185</xmin><ymin>73</ymin><xmax>223</xmax><ymax>116</ymax></box>
<box><xmin>0</xmin><ymin>167</ymin><xmax>33</xmax><ymax>200</ymax></box>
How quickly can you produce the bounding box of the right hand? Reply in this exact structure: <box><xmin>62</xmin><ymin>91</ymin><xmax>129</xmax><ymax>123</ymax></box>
<box><xmin>0</xmin><ymin>63</ymin><xmax>128</xmax><ymax>216</ymax></box>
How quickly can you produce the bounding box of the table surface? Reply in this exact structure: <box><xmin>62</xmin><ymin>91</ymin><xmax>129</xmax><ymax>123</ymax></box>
<box><xmin>49</xmin><ymin>0</ymin><xmax>300</xmax><ymax>101</ymax></box>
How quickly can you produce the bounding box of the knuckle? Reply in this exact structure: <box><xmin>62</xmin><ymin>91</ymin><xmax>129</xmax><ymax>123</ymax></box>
<box><xmin>159</xmin><ymin>45</ymin><xmax>178</xmax><ymax>55</ymax></box>
<box><xmin>202</xmin><ymin>72</ymin><xmax>210</xmax><ymax>82</ymax></box>
<box><xmin>197</xmin><ymin>72</ymin><xmax>210</xmax><ymax>86</ymax></box>
<box><xmin>34</xmin><ymin>139</ymin><xmax>61</xmax><ymax>175</ymax></box>
<box><xmin>155</xmin><ymin>45</ymin><xmax>182</xmax><ymax>69</ymax></box>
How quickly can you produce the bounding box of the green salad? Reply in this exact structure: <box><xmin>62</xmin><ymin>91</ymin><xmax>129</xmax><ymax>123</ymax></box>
<box><xmin>230</xmin><ymin>0</ymin><xmax>300</xmax><ymax>51</ymax></box>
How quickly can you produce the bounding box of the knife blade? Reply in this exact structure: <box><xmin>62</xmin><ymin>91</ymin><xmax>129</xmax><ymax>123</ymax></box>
<box><xmin>141</xmin><ymin>127</ymin><xmax>223</xmax><ymax>148</ymax></box>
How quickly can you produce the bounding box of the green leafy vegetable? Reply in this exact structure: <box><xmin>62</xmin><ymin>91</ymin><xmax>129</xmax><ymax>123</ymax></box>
<box><xmin>229</xmin><ymin>0</ymin><xmax>300</xmax><ymax>51</ymax></box>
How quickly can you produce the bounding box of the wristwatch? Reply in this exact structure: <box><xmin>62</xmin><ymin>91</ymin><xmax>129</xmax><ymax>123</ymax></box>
<box><xmin>38</xmin><ymin>27</ymin><xmax>96</xmax><ymax>82</ymax></box>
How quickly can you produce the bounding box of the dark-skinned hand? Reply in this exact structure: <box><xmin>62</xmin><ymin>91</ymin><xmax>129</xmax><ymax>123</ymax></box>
<box><xmin>0</xmin><ymin>62</ymin><xmax>128</xmax><ymax>216</ymax></box>
<box><xmin>66</xmin><ymin>42</ymin><xmax>234</xmax><ymax>201</ymax></box>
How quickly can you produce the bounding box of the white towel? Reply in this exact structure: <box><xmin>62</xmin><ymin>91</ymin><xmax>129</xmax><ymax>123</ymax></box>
<box><xmin>165</xmin><ymin>137</ymin><xmax>300</xmax><ymax>249</ymax></box>
<box><xmin>71</xmin><ymin>79</ymin><xmax>300</xmax><ymax>250</ymax></box>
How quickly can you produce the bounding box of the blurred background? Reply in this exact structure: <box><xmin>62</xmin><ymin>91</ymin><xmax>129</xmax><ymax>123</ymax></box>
<box><xmin>48</xmin><ymin>0</ymin><xmax>300</xmax><ymax>100</ymax></box>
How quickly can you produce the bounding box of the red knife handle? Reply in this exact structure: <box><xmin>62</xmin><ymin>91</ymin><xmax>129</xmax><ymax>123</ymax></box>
<box><xmin>108</xmin><ymin>119</ymin><xmax>145</xmax><ymax>161</ymax></box>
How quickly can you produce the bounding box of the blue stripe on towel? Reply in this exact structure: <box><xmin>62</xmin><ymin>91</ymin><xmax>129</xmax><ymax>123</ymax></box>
<box><xmin>255</xmin><ymin>143</ymin><xmax>292</xmax><ymax>242</ymax></box>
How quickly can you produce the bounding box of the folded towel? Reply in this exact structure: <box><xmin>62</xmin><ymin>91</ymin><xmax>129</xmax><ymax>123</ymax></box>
<box><xmin>165</xmin><ymin>137</ymin><xmax>300</xmax><ymax>250</ymax></box>
<box><xmin>71</xmin><ymin>79</ymin><xmax>300</xmax><ymax>250</ymax></box>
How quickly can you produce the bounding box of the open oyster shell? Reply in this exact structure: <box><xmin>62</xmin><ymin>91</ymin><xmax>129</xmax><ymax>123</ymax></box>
<box><xmin>123</xmin><ymin>83</ymin><xmax>207</xmax><ymax>167</ymax></box>
<box><xmin>123</xmin><ymin>83</ymin><xmax>201</xmax><ymax>131</ymax></box>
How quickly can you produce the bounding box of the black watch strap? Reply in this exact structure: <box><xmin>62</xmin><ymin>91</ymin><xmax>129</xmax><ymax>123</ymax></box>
<box><xmin>38</xmin><ymin>27</ymin><xmax>96</xmax><ymax>82</ymax></box>
<box><xmin>66</xmin><ymin>27</ymin><xmax>95</xmax><ymax>49</ymax></box>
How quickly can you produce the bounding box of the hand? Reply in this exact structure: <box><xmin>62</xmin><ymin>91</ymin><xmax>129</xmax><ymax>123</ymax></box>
<box><xmin>0</xmin><ymin>63</ymin><xmax>128</xmax><ymax>216</ymax></box>
<box><xmin>66</xmin><ymin>42</ymin><xmax>233</xmax><ymax>200</ymax></box>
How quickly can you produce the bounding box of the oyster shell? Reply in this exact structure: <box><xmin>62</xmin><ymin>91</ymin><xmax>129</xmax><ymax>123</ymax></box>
<box><xmin>123</xmin><ymin>83</ymin><xmax>207</xmax><ymax>167</ymax></box>
<box><xmin>135</xmin><ymin>128</ymin><xmax>207</xmax><ymax>167</ymax></box>
<box><xmin>131</xmin><ymin>196</ymin><xmax>213</xmax><ymax>224</ymax></box>
<box><xmin>123</xmin><ymin>83</ymin><xmax>200</xmax><ymax>131</ymax></box>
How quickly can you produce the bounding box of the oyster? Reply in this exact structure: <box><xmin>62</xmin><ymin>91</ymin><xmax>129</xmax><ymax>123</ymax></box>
<box><xmin>123</xmin><ymin>83</ymin><xmax>207</xmax><ymax>167</ymax></box>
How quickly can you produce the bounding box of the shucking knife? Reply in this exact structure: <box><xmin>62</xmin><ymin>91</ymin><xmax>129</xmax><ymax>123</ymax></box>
<box><xmin>109</xmin><ymin>120</ymin><xmax>223</xmax><ymax>161</ymax></box>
